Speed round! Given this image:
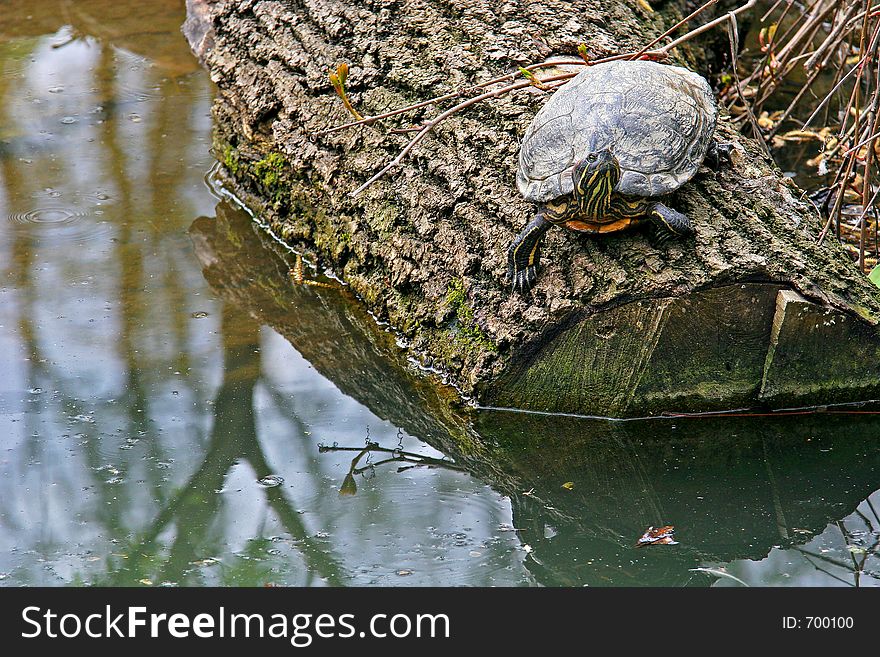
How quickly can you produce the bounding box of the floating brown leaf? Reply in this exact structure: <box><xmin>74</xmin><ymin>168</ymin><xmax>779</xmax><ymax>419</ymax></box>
<box><xmin>635</xmin><ymin>525</ymin><xmax>679</xmax><ymax>547</ymax></box>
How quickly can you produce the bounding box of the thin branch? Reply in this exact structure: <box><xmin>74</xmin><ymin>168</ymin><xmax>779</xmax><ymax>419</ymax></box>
<box><xmin>348</xmin><ymin>75</ymin><xmax>572</xmax><ymax>197</ymax></box>
<box><xmin>316</xmin><ymin>51</ymin><xmax>666</xmax><ymax>138</ymax></box>
<box><xmin>662</xmin><ymin>0</ymin><xmax>759</xmax><ymax>53</ymax></box>
<box><xmin>842</xmin><ymin>128</ymin><xmax>880</xmax><ymax>157</ymax></box>
<box><xmin>628</xmin><ymin>0</ymin><xmax>720</xmax><ymax>60</ymax></box>
<box><xmin>728</xmin><ymin>13</ymin><xmax>773</xmax><ymax>156</ymax></box>
<box><xmin>802</xmin><ymin>53</ymin><xmax>870</xmax><ymax>132</ymax></box>
<box><xmin>314</xmin><ymin>60</ymin><xmax>582</xmax><ymax>137</ymax></box>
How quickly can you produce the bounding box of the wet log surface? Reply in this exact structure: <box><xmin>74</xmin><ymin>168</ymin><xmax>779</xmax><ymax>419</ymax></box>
<box><xmin>187</xmin><ymin>0</ymin><xmax>880</xmax><ymax>416</ymax></box>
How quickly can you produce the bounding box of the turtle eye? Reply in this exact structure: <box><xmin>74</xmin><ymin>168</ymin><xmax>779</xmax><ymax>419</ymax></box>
<box><xmin>587</xmin><ymin>153</ymin><xmax>597</xmax><ymax>162</ymax></box>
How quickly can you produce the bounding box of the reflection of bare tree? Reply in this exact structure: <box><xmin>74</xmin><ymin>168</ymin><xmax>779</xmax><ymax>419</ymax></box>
<box><xmin>0</xmin><ymin>7</ymin><xmax>348</xmax><ymax>586</ymax></box>
<box><xmin>319</xmin><ymin>441</ymin><xmax>466</xmax><ymax>497</ymax></box>
<box><xmin>3</xmin><ymin>2</ymin><xmax>880</xmax><ymax>588</ymax></box>
<box><xmin>795</xmin><ymin>502</ymin><xmax>880</xmax><ymax>587</ymax></box>
<box><xmin>0</xmin><ymin>75</ymin><xmax>44</xmax><ymax>545</ymax></box>
<box><xmin>0</xmin><ymin>0</ymin><xmax>200</xmax><ymax>76</ymax></box>
<box><xmin>4</xmin><ymin>8</ymin><xmax>509</xmax><ymax>588</ymax></box>
<box><xmin>94</xmin><ymin>302</ymin><xmax>345</xmax><ymax>586</ymax></box>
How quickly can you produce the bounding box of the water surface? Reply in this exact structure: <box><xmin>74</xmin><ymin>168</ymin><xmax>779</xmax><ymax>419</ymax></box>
<box><xmin>0</xmin><ymin>0</ymin><xmax>878</xmax><ymax>588</ymax></box>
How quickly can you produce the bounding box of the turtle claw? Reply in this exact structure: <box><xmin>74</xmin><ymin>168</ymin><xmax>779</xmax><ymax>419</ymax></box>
<box><xmin>652</xmin><ymin>229</ymin><xmax>674</xmax><ymax>248</ymax></box>
<box><xmin>507</xmin><ymin>215</ymin><xmax>550</xmax><ymax>295</ymax></box>
<box><xmin>511</xmin><ymin>265</ymin><xmax>538</xmax><ymax>294</ymax></box>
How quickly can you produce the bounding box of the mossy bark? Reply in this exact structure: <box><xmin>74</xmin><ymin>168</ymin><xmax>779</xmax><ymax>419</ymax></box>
<box><xmin>186</xmin><ymin>0</ymin><xmax>880</xmax><ymax>416</ymax></box>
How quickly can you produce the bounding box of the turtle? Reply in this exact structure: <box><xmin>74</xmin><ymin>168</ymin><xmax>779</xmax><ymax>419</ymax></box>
<box><xmin>508</xmin><ymin>59</ymin><xmax>731</xmax><ymax>293</ymax></box>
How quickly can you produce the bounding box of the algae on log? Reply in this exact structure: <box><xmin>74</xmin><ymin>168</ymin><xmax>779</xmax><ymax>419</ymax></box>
<box><xmin>186</xmin><ymin>0</ymin><xmax>880</xmax><ymax>416</ymax></box>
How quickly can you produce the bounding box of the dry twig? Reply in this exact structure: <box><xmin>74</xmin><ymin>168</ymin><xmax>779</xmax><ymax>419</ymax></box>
<box><xmin>723</xmin><ymin>0</ymin><xmax>880</xmax><ymax>269</ymax></box>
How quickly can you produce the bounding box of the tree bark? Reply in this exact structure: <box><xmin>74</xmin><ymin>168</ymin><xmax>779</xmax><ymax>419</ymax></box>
<box><xmin>186</xmin><ymin>0</ymin><xmax>880</xmax><ymax>416</ymax></box>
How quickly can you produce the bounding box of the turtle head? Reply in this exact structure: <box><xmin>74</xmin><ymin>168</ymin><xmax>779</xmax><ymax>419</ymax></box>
<box><xmin>573</xmin><ymin>148</ymin><xmax>621</xmax><ymax>218</ymax></box>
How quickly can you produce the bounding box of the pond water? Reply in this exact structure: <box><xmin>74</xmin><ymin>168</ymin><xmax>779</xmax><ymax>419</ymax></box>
<box><xmin>0</xmin><ymin>1</ymin><xmax>878</xmax><ymax>588</ymax></box>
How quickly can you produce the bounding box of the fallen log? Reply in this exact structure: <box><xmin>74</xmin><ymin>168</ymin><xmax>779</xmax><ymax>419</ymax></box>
<box><xmin>186</xmin><ymin>0</ymin><xmax>880</xmax><ymax>416</ymax></box>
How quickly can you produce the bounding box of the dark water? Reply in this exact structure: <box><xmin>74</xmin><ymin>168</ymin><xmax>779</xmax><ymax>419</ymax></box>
<box><xmin>0</xmin><ymin>1</ymin><xmax>878</xmax><ymax>588</ymax></box>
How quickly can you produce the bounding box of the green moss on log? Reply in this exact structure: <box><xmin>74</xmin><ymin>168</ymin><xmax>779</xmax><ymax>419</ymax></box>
<box><xmin>252</xmin><ymin>152</ymin><xmax>290</xmax><ymax>205</ymax></box>
<box><xmin>211</xmin><ymin>135</ymin><xmax>493</xmax><ymax>379</ymax></box>
<box><xmin>222</xmin><ymin>144</ymin><xmax>240</xmax><ymax>176</ymax></box>
<box><xmin>445</xmin><ymin>279</ymin><xmax>496</xmax><ymax>352</ymax></box>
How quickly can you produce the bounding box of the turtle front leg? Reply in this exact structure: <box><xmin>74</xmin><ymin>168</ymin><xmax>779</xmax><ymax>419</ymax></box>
<box><xmin>507</xmin><ymin>214</ymin><xmax>551</xmax><ymax>293</ymax></box>
<box><xmin>648</xmin><ymin>202</ymin><xmax>693</xmax><ymax>245</ymax></box>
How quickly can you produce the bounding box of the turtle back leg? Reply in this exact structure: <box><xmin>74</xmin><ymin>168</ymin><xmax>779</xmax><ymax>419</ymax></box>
<box><xmin>507</xmin><ymin>213</ymin><xmax>551</xmax><ymax>293</ymax></box>
<box><xmin>648</xmin><ymin>202</ymin><xmax>694</xmax><ymax>244</ymax></box>
<box><xmin>706</xmin><ymin>141</ymin><xmax>735</xmax><ymax>168</ymax></box>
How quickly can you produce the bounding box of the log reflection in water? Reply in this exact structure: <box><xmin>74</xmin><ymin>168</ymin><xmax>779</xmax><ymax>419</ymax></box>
<box><xmin>195</xmin><ymin>197</ymin><xmax>880</xmax><ymax>586</ymax></box>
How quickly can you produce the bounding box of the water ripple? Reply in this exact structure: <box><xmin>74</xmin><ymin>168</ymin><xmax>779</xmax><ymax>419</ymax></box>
<box><xmin>8</xmin><ymin>207</ymin><xmax>83</xmax><ymax>226</ymax></box>
<box><xmin>6</xmin><ymin>206</ymin><xmax>112</xmax><ymax>243</ymax></box>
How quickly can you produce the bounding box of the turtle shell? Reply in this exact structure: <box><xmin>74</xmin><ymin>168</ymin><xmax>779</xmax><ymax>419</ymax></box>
<box><xmin>516</xmin><ymin>60</ymin><xmax>718</xmax><ymax>202</ymax></box>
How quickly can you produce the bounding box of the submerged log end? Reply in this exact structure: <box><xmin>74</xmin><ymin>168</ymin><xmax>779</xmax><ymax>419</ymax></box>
<box><xmin>487</xmin><ymin>284</ymin><xmax>880</xmax><ymax>416</ymax></box>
